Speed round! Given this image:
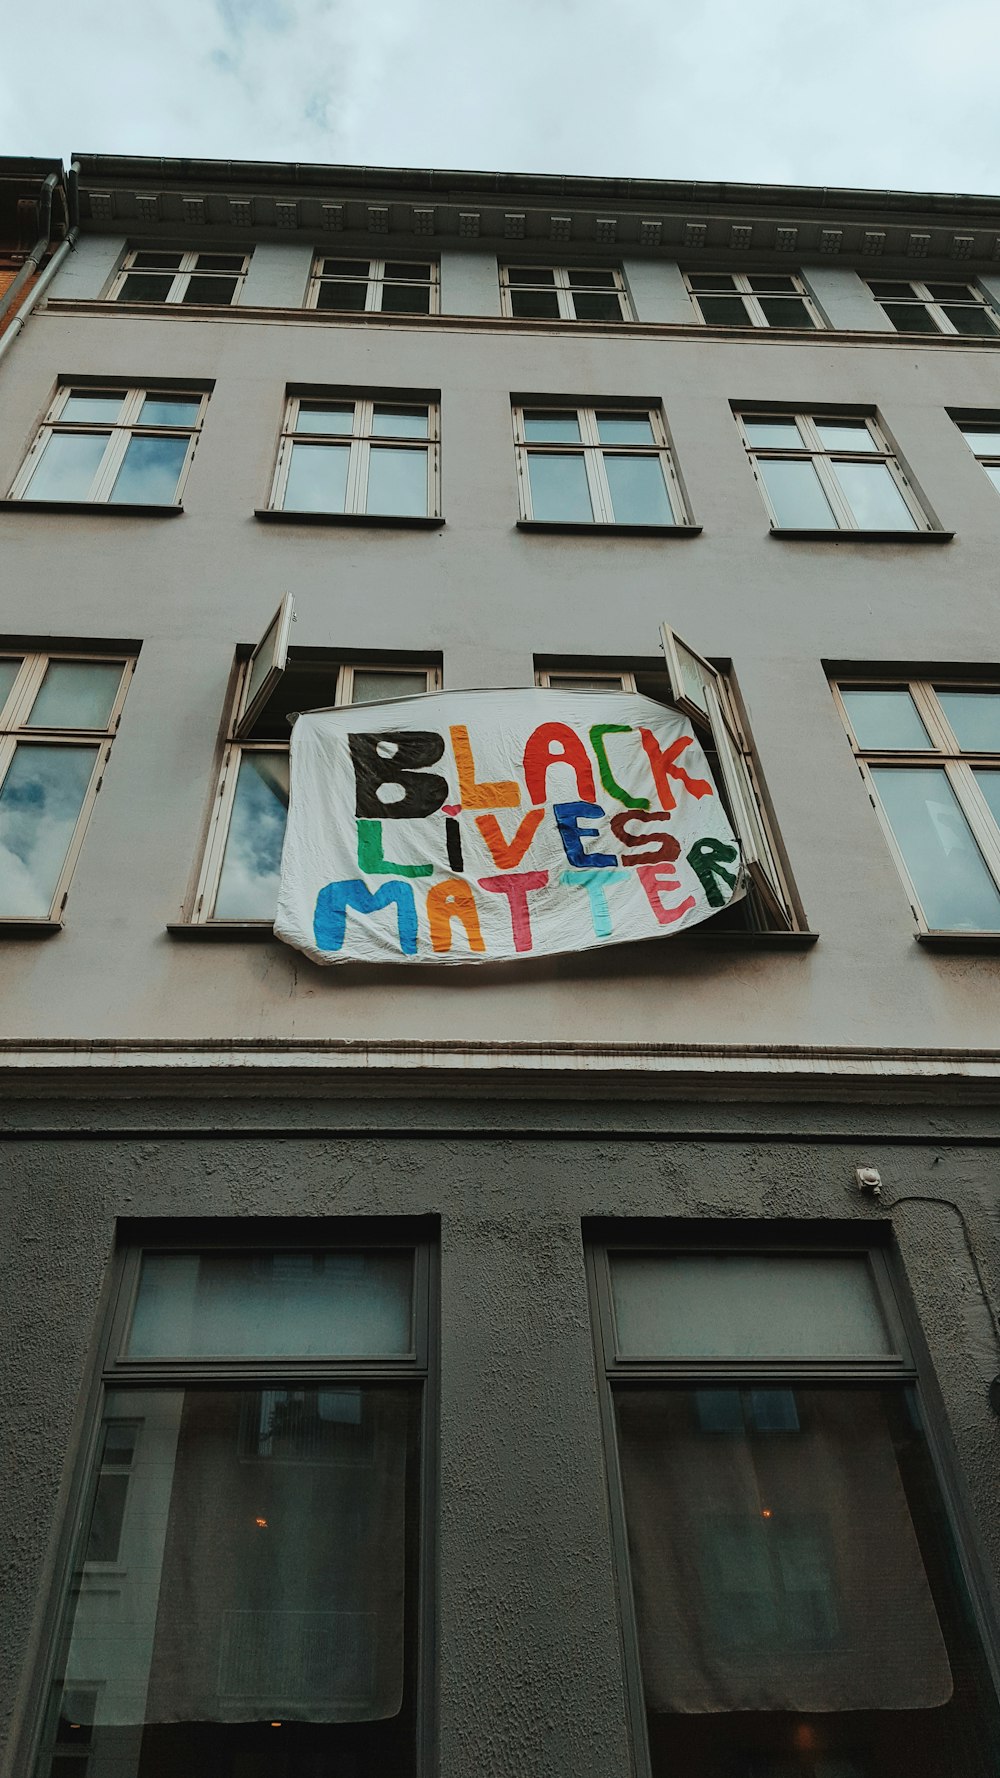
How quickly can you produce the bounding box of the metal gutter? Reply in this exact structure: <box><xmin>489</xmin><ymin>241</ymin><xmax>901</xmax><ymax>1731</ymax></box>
<box><xmin>0</xmin><ymin>160</ymin><xmax>78</xmax><ymax>369</ymax></box>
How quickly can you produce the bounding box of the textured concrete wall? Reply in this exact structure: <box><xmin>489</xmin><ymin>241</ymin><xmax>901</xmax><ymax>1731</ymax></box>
<box><xmin>3</xmin><ymin>1098</ymin><xmax>1000</xmax><ymax>1776</ymax></box>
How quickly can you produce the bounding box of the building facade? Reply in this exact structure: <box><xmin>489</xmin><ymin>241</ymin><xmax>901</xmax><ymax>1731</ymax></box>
<box><xmin>2</xmin><ymin>152</ymin><xmax>1000</xmax><ymax>1777</ymax></box>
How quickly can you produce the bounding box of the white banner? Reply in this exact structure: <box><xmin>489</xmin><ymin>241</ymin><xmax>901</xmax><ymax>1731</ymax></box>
<box><xmin>274</xmin><ymin>688</ymin><xmax>742</xmax><ymax>965</ymax></box>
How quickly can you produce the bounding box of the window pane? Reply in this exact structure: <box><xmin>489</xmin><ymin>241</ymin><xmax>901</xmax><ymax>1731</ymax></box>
<box><xmin>936</xmin><ymin>691</ymin><xmax>1000</xmax><ymax>750</ymax></box>
<box><xmin>138</xmin><ymin>396</ymin><xmax>201</xmax><ymax>427</ymax></box>
<box><xmin>610</xmin><ymin>1253</ymin><xmax>892</xmax><ymax>1358</ymax></box>
<box><xmin>366</xmin><ymin>447</ymin><xmax>428</xmax><ymax>516</ymax></box>
<box><xmin>283</xmin><ymin>442</ymin><xmax>350</xmax><ymax>512</ymax></box>
<box><xmin>118</xmin><ymin>273</ymin><xmax>175</xmax><ymax>302</ymax></box>
<box><xmin>509</xmin><ymin>287</ymin><xmax>561</xmax><ymax>318</ymax></box>
<box><xmin>213</xmin><ymin>751</ymin><xmax>289</xmax><ymax>920</ymax></box>
<box><xmin>315</xmin><ymin>280</ymin><xmax>369</xmax><ymax>311</ymax></box>
<box><xmin>130</xmin><ymin>251</ymin><xmax>185</xmax><ymax>270</ymax></box>
<box><xmin>295</xmin><ymin>404</ymin><xmax>354</xmax><ymax>436</ymax></box>
<box><xmin>523</xmin><ymin>412</ymin><xmax>582</xmax><ymax>443</ymax></box>
<box><xmin>603</xmin><ymin>454</ymin><xmax>675</xmax><ymax>524</ymax></box>
<box><xmin>379</xmin><ymin>282</ymin><xmax>432</xmax><ymax>314</ymax></box>
<box><xmin>321</xmin><ymin>258</ymin><xmax>371</xmax><ymax>277</ymax></box>
<box><xmin>351</xmin><ymin>670</ymin><xmax>429</xmax><ymax>703</ymax></box>
<box><xmin>26</xmin><ymin>661</ymin><xmax>123</xmax><ymax>730</ymax></box>
<box><xmin>942</xmin><ymin>304</ymin><xmax>997</xmax><ymax>337</ymax></box>
<box><xmin>615</xmin><ymin>1384</ymin><xmax>1000</xmax><ymax>1778</ymax></box>
<box><xmin>743</xmin><ymin>419</ymin><xmax>803</xmax><ymax>448</ymax></box>
<box><xmin>0</xmin><ymin>743</ymin><xmax>97</xmax><ymax>916</ymax></box>
<box><xmin>973</xmin><ymin>769</ymin><xmax>1000</xmax><ymax>830</ymax></box>
<box><xmin>44</xmin><ymin>1384</ymin><xmax>420</xmax><ymax>1775</ymax></box>
<box><xmin>507</xmin><ymin>266</ymin><xmax>556</xmax><ymax>285</ymax></box>
<box><xmin>0</xmin><ymin>658</ymin><xmax>21</xmax><ymax>712</ymax></box>
<box><xmin>181</xmin><ymin>275</ymin><xmax>239</xmax><ymax>305</ymax></box>
<box><xmin>383</xmin><ymin>261</ymin><xmax>431</xmax><ymax>280</ymax></box>
<box><xmin>697</xmin><ymin>294</ymin><xmax>753</xmax><ymax>326</ymax></box>
<box><xmin>758</xmin><ymin>296</ymin><xmax>814</xmax><ymax>327</ymax></box>
<box><xmin>926</xmin><ymin>282</ymin><xmax>975</xmax><ymax>300</ymax></box>
<box><xmin>24</xmin><ymin>431</ymin><xmax>108</xmax><ymax>501</ymax></box>
<box><xmin>547</xmin><ymin>675</ymin><xmax>626</xmax><ymax>691</ymax></box>
<box><xmin>596</xmin><ymin>414</ymin><xmax>656</xmax><ymax>445</ymax></box>
<box><xmin>567</xmin><ymin>268</ymin><xmax>618</xmax><ymax>288</ymax></box>
<box><xmin>882</xmin><ymin>303</ymin><xmax>940</xmax><ymax>333</ymax></box>
<box><xmin>109</xmin><ymin>434</ymin><xmax>189</xmax><ymax>505</ymax></box>
<box><xmin>868</xmin><ymin>280</ymin><xmax>918</xmax><ymax>299</ymax></box>
<box><xmin>960</xmin><ymin>427</ymin><xmax>1000</xmax><ymax>455</ymax></box>
<box><xmin>815</xmin><ymin>421</ymin><xmax>879</xmax><ymax>453</ymax></box>
<box><xmin>128</xmin><ymin>1249</ymin><xmax>414</xmax><ymax>1356</ymax></box>
<box><xmin>840</xmin><ymin>689</ymin><xmax>932</xmax><ymax>750</ymax></box>
<box><xmin>747</xmin><ymin>274</ymin><xmax>798</xmax><ymax>292</ymax></box>
<box><xmin>571</xmin><ymin>291</ymin><xmax>624</xmax><ymax>321</ymax></box>
<box><xmin>60</xmin><ymin>394</ymin><xmax>126</xmax><ymax>423</ymax></box>
<box><xmin>871</xmin><ymin>765</ymin><xmax>1000</xmax><ymax>929</ymax></box>
<box><xmin>986</xmin><ymin>464</ymin><xmax>1000</xmax><ymax>494</ymax></box>
<box><xmin>371</xmin><ymin>408</ymin><xmax>429</xmax><ymax>439</ymax></box>
<box><xmin>194</xmin><ymin>253</ymin><xmax>246</xmax><ymax>272</ymax></box>
<box><xmin>688</xmin><ymin>274</ymin><xmax>738</xmax><ymax>292</ymax></box>
<box><xmin>831</xmin><ymin>461</ymin><xmax>916</xmax><ymax>530</ymax></box>
<box><xmin>757</xmin><ymin>458</ymin><xmax>837</xmax><ymax>528</ymax></box>
<box><xmin>526</xmin><ymin>452</ymin><xmax>593</xmax><ymax>522</ymax></box>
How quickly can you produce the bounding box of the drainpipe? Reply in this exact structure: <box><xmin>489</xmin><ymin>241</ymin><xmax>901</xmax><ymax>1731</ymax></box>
<box><xmin>0</xmin><ymin>161</ymin><xmax>79</xmax><ymax>368</ymax></box>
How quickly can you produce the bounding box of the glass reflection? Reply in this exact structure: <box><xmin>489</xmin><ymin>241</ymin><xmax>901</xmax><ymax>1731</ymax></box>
<box><xmin>597</xmin><ymin>415</ymin><xmax>656</xmax><ymax>445</ymax></box>
<box><xmin>295</xmin><ymin>405</ymin><xmax>354</xmax><ymax>435</ymax></box>
<box><xmin>26</xmin><ymin>432</ymin><xmax>109</xmax><ymax>501</ymax></box>
<box><xmin>138</xmin><ymin>397</ymin><xmax>201</xmax><ymax>426</ymax></box>
<box><xmin>0</xmin><ymin>743</ymin><xmax>97</xmax><ymax>916</ymax></box>
<box><xmin>833</xmin><ymin>461</ymin><xmax>915</xmax><ymax>530</ymax></box>
<box><xmin>366</xmin><ymin>448</ymin><xmax>427</xmax><ymax>516</ymax></box>
<box><xmin>523</xmin><ymin>412</ymin><xmax>581</xmax><ymax>443</ymax></box>
<box><xmin>604</xmin><ymin>454</ymin><xmax>674</xmax><ymax>524</ymax></box>
<box><xmin>936</xmin><ymin>691</ymin><xmax>1000</xmax><ymax>750</ymax></box>
<box><xmin>119</xmin><ymin>273</ymin><xmax>175</xmax><ymax>302</ymax></box>
<box><xmin>351</xmin><ymin>671</ymin><xmax>428</xmax><ymax>704</ymax></box>
<box><xmin>60</xmin><ymin>395</ymin><xmax>125</xmax><ymax>423</ymax></box>
<box><xmin>213</xmin><ymin>751</ymin><xmax>289</xmax><ymax>921</ymax></box>
<box><xmin>27</xmin><ymin>662</ymin><xmax>123</xmax><ymax>730</ymax></box>
<box><xmin>815</xmin><ymin>422</ymin><xmax>878</xmax><ymax>453</ymax></box>
<box><xmin>872</xmin><ymin>766</ymin><xmax>1000</xmax><ymax>929</ymax></box>
<box><xmin>744</xmin><ymin>420</ymin><xmax>803</xmax><ymax>449</ymax></box>
<box><xmin>284</xmin><ymin>442</ymin><xmax>350</xmax><ymax>512</ymax></box>
<box><xmin>110</xmin><ymin>435</ymin><xmax>188</xmax><ymax>505</ymax></box>
<box><xmin>0</xmin><ymin>658</ymin><xmax>22</xmax><ymax>714</ymax></box>
<box><xmin>758</xmin><ymin>459</ymin><xmax>836</xmax><ymax>528</ymax></box>
<box><xmin>371</xmin><ymin>409</ymin><xmax>428</xmax><ymax>439</ymax></box>
<box><xmin>973</xmin><ymin>770</ymin><xmax>1000</xmax><ymax>831</ymax></box>
<box><xmin>960</xmin><ymin>429</ymin><xmax>1000</xmax><ymax>456</ymax></box>
<box><xmin>527</xmin><ymin>452</ymin><xmax>593</xmax><ymax>521</ymax></box>
<box><xmin>840</xmin><ymin>691</ymin><xmax>932</xmax><ymax>751</ymax></box>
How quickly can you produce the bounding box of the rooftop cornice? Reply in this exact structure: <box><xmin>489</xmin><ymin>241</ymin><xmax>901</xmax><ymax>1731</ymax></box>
<box><xmin>71</xmin><ymin>153</ymin><xmax>1000</xmax><ymax>270</ymax></box>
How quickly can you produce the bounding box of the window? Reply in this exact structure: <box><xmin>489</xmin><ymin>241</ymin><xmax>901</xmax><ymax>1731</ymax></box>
<box><xmin>37</xmin><ymin>1237</ymin><xmax>431</xmax><ymax>1778</ymax></box>
<box><xmin>193</xmin><ymin>597</ymin><xmax>441</xmax><ymax>924</ymax></box>
<box><xmin>867</xmin><ymin>279</ymin><xmax>1000</xmax><ymax>338</ymax></box>
<box><xmin>500</xmin><ymin>264</ymin><xmax>631</xmax><ymax>321</ymax></box>
<box><xmin>591</xmin><ymin>1239</ymin><xmax>1000</xmax><ymax>1778</ymax></box>
<box><xmin>513</xmin><ymin>406</ymin><xmax>690</xmax><ymax>527</ymax></box>
<box><xmin>10</xmin><ymin>386</ymin><xmax>207</xmax><ymax>507</ymax></box>
<box><xmin>834</xmin><ymin>677</ymin><xmax>1000</xmax><ymax>933</ymax></box>
<box><xmin>954</xmin><ymin>416</ymin><xmax>1000</xmax><ymax>493</ymax></box>
<box><xmin>0</xmin><ymin>652</ymin><xmax>133</xmax><ymax>922</ymax></box>
<box><xmin>737</xmin><ymin>412</ymin><xmax>928</xmax><ymax>533</ymax></box>
<box><xmin>686</xmin><ymin>272</ymin><xmax>820</xmax><ymax>329</ymax></box>
<box><xmin>536</xmin><ymin>634</ymin><xmax>796</xmax><ymax>932</ymax></box>
<box><xmin>110</xmin><ymin>248</ymin><xmax>250</xmax><ymax>305</ymax></box>
<box><xmin>308</xmin><ymin>256</ymin><xmax>439</xmax><ymax>314</ymax></box>
<box><xmin>268</xmin><ymin>395</ymin><xmax>440</xmax><ymax>520</ymax></box>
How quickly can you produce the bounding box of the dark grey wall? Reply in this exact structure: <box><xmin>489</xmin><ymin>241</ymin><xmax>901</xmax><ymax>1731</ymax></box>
<box><xmin>4</xmin><ymin>1092</ymin><xmax>1000</xmax><ymax>1778</ymax></box>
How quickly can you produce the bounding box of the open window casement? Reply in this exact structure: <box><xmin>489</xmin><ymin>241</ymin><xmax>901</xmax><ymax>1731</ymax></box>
<box><xmin>660</xmin><ymin>621</ymin><xmax>794</xmax><ymax>928</ymax></box>
<box><xmin>234</xmin><ymin>593</ymin><xmax>295</xmax><ymax>739</ymax></box>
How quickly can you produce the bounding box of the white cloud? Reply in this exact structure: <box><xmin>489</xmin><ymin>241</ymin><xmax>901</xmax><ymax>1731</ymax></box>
<box><xmin>1</xmin><ymin>0</ymin><xmax>999</xmax><ymax>193</ymax></box>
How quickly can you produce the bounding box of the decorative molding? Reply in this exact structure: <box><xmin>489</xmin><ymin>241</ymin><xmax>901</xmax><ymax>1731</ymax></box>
<box><xmin>182</xmin><ymin>196</ymin><xmax>206</xmax><ymax>226</ymax></box>
<box><xmin>88</xmin><ymin>191</ymin><xmax>115</xmax><ymax>221</ymax></box>
<box><xmin>274</xmin><ymin>200</ymin><xmax>298</xmax><ymax>230</ymax></box>
<box><xmin>907</xmin><ymin>232</ymin><xmax>930</xmax><ymax>257</ymax></box>
<box><xmin>819</xmin><ymin>229</ymin><xmax>843</xmax><ymax>254</ymax></box>
<box><xmin>595</xmin><ymin>217</ymin><xmax>617</xmax><ymax>244</ymax></box>
<box><xmin>135</xmin><ymin>192</ymin><xmax>160</xmax><ymax>223</ymax></box>
<box><xmin>952</xmin><ymin>234</ymin><xmax>975</xmax><ymax>260</ymax></box>
<box><xmin>321</xmin><ymin>204</ymin><xmax>344</xmax><ymax>231</ymax></box>
<box><xmin>729</xmin><ymin>223</ymin><xmax>753</xmax><ymax>250</ymax></box>
<box><xmin>229</xmin><ymin>197</ymin><xmax>253</xmax><ymax>228</ymax></box>
<box><xmin>367</xmin><ymin>205</ymin><xmax>389</xmax><ymax>233</ymax></box>
<box><xmin>862</xmin><ymin>230</ymin><xmax>885</xmax><ymax>255</ymax></box>
<box><xmin>458</xmin><ymin>211</ymin><xmax>481</xmax><ymax>239</ymax></box>
<box><xmin>684</xmin><ymin>221</ymin><xmax>707</xmax><ymax>249</ymax></box>
<box><xmin>504</xmin><ymin>213</ymin><xmax>526</xmax><ymax>239</ymax></box>
<box><xmin>638</xmin><ymin>219</ymin><xmax>662</xmax><ymax>247</ymax></box>
<box><xmin>412</xmin><ymin>208</ymin><xmax>435</xmax><ymax>235</ymax></box>
<box><xmin>550</xmin><ymin>214</ymin><xmax>572</xmax><ymax>242</ymax></box>
<box><xmin>775</xmin><ymin>226</ymin><xmax>797</xmax><ymax>252</ymax></box>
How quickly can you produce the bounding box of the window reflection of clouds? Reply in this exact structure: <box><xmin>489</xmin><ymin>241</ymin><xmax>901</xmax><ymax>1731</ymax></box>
<box><xmin>215</xmin><ymin>752</ymin><xmax>289</xmax><ymax>920</ymax></box>
<box><xmin>109</xmin><ymin>435</ymin><xmax>188</xmax><ymax>505</ymax></box>
<box><xmin>0</xmin><ymin>745</ymin><xmax>97</xmax><ymax>916</ymax></box>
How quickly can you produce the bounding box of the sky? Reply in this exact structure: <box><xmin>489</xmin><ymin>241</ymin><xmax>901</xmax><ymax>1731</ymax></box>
<box><xmin>2</xmin><ymin>0</ymin><xmax>1000</xmax><ymax>196</ymax></box>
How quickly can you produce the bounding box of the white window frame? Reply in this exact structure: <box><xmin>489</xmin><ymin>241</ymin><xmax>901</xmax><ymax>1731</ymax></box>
<box><xmin>9</xmin><ymin>385</ymin><xmax>207</xmax><ymax>507</ymax></box>
<box><xmin>193</xmin><ymin>601</ymin><xmax>441</xmax><ymax>924</ymax></box>
<box><xmin>684</xmin><ymin>270</ymin><xmax>822</xmax><ymax>329</ymax></box>
<box><xmin>499</xmin><ymin>264</ymin><xmax>632</xmax><ymax>321</ymax></box>
<box><xmin>832</xmin><ymin>676</ymin><xmax>1000</xmax><ymax>934</ymax></box>
<box><xmin>0</xmin><ymin>650</ymin><xmax>135</xmax><ymax>923</ymax></box>
<box><xmin>109</xmin><ymin>248</ymin><xmax>251</xmax><ymax>305</ymax></box>
<box><xmin>513</xmin><ymin>405</ymin><xmax>689</xmax><ymax>526</ymax></box>
<box><xmin>736</xmin><ymin>410</ymin><xmax>931</xmax><ymax>533</ymax></box>
<box><xmin>269</xmin><ymin>394</ymin><xmax>441</xmax><ymax>519</ymax></box>
<box><xmin>867</xmin><ymin>277</ymin><xmax>1000</xmax><ymax>336</ymax></box>
<box><xmin>954</xmin><ymin>415</ymin><xmax>1000</xmax><ymax>493</ymax></box>
<box><xmin>307</xmin><ymin>254</ymin><xmax>440</xmax><ymax>314</ymax></box>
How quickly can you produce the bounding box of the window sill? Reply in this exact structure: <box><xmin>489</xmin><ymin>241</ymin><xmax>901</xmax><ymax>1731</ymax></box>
<box><xmin>770</xmin><ymin>526</ymin><xmax>953</xmax><ymax>543</ymax></box>
<box><xmin>516</xmin><ymin>520</ymin><xmax>702</xmax><ymax>537</ymax></box>
<box><xmin>254</xmin><ymin>508</ymin><xmax>444</xmax><ymax>529</ymax></box>
<box><xmin>0</xmin><ymin>918</ymin><xmax>63</xmax><ymax>936</ymax></box>
<box><xmin>165</xmin><ymin>921</ymin><xmax>816</xmax><ymax>948</ymax></box>
<box><xmin>0</xmin><ymin>499</ymin><xmax>183</xmax><ymax>517</ymax></box>
<box><xmin>915</xmin><ymin>930</ymin><xmax>1000</xmax><ymax>951</ymax></box>
<box><xmin>167</xmin><ymin>921</ymin><xmax>277</xmax><ymax>940</ymax></box>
